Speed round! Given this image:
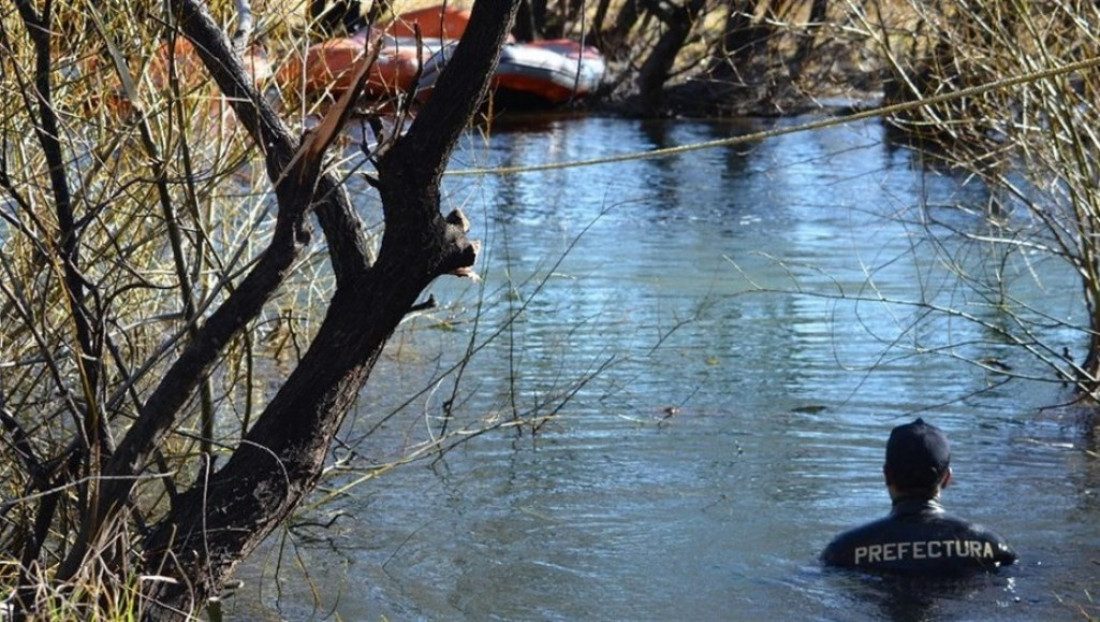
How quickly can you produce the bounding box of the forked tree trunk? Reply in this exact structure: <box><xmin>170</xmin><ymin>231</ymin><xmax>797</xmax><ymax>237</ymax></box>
<box><xmin>132</xmin><ymin>0</ymin><xmax>520</xmax><ymax>618</ymax></box>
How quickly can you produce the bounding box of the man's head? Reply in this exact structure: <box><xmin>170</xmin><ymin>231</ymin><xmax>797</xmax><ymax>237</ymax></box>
<box><xmin>883</xmin><ymin>418</ymin><xmax>951</xmax><ymax>497</ymax></box>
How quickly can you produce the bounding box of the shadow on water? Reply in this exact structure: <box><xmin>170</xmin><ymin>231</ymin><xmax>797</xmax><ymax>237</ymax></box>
<box><xmin>230</xmin><ymin>114</ymin><xmax>1100</xmax><ymax>621</ymax></box>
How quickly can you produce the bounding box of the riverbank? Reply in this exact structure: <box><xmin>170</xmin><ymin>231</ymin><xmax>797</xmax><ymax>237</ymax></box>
<box><xmin>270</xmin><ymin>0</ymin><xmax>900</xmax><ymax>120</ymax></box>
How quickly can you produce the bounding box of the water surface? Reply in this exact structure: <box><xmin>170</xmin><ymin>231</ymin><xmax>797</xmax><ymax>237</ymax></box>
<box><xmin>231</xmin><ymin>115</ymin><xmax>1100</xmax><ymax>621</ymax></box>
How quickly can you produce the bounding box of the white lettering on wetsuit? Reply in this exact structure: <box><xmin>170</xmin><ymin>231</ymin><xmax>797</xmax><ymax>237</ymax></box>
<box><xmin>853</xmin><ymin>540</ymin><xmax>995</xmax><ymax>565</ymax></box>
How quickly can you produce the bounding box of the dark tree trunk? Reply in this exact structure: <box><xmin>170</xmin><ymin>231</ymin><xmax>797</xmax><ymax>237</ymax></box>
<box><xmin>513</xmin><ymin>0</ymin><xmax>538</xmax><ymax>41</ymax></box>
<box><xmin>626</xmin><ymin>0</ymin><xmax>707</xmax><ymax>116</ymax></box>
<box><xmin>56</xmin><ymin>0</ymin><xmax>360</xmax><ymax>581</ymax></box>
<box><xmin>592</xmin><ymin>0</ymin><xmax>615</xmax><ymax>46</ymax></box>
<box><xmin>532</xmin><ymin>0</ymin><xmax>549</xmax><ymax>35</ymax></box>
<box><xmin>711</xmin><ymin>0</ymin><xmax>774</xmax><ymax>79</ymax></box>
<box><xmin>787</xmin><ymin>0</ymin><xmax>828</xmax><ymax>83</ymax></box>
<box><xmin>38</xmin><ymin>0</ymin><xmax>519</xmax><ymax>618</ymax></box>
<box><xmin>599</xmin><ymin>0</ymin><xmax>642</xmax><ymax>59</ymax></box>
<box><xmin>565</xmin><ymin>0</ymin><xmax>585</xmax><ymax>25</ymax></box>
<box><xmin>310</xmin><ymin>0</ymin><xmax>365</xmax><ymax>35</ymax></box>
<box><xmin>513</xmin><ymin>0</ymin><xmax>556</xmax><ymax>41</ymax></box>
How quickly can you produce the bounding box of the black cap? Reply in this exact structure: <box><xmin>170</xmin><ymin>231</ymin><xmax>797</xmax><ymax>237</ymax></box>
<box><xmin>885</xmin><ymin>418</ymin><xmax>951</xmax><ymax>490</ymax></box>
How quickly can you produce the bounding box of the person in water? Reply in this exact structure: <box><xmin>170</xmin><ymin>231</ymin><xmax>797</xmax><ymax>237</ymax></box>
<box><xmin>822</xmin><ymin>418</ymin><xmax>1017</xmax><ymax>573</ymax></box>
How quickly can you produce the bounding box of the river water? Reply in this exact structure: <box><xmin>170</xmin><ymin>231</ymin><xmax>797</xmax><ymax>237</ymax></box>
<box><xmin>230</xmin><ymin>115</ymin><xmax>1100</xmax><ymax>621</ymax></box>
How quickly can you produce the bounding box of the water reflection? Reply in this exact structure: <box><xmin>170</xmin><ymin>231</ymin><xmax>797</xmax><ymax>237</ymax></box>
<box><xmin>231</xmin><ymin>115</ymin><xmax>1099</xmax><ymax>621</ymax></box>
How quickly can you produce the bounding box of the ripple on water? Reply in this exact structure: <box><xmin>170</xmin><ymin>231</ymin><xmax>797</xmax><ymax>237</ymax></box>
<box><xmin>231</xmin><ymin>116</ymin><xmax>1100</xmax><ymax>622</ymax></box>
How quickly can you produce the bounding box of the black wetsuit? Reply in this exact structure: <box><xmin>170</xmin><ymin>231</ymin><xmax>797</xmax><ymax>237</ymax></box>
<box><xmin>822</xmin><ymin>497</ymin><xmax>1017</xmax><ymax>574</ymax></box>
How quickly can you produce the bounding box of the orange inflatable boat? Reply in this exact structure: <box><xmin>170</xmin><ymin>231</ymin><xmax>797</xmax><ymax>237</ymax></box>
<box><xmin>491</xmin><ymin>39</ymin><xmax>605</xmax><ymax>105</ymax></box>
<box><xmin>280</xmin><ymin>5</ymin><xmax>606</xmax><ymax>108</ymax></box>
<box><xmin>277</xmin><ymin>29</ymin><xmax>432</xmax><ymax>100</ymax></box>
<box><xmin>416</xmin><ymin>38</ymin><xmax>606</xmax><ymax>107</ymax></box>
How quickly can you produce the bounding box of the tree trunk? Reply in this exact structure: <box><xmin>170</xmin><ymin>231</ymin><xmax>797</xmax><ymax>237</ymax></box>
<box><xmin>123</xmin><ymin>0</ymin><xmax>519</xmax><ymax>618</ymax></box>
<box><xmin>711</xmin><ymin>0</ymin><xmax>772</xmax><ymax>79</ymax></box>
<box><xmin>599</xmin><ymin>0</ymin><xmax>642</xmax><ymax>59</ymax></box>
<box><xmin>787</xmin><ymin>0</ymin><xmax>828</xmax><ymax>83</ymax></box>
<box><xmin>592</xmin><ymin>0</ymin><xmax>615</xmax><ymax>46</ymax></box>
<box><xmin>513</xmin><ymin>0</ymin><xmax>538</xmax><ymax>41</ymax></box>
<box><xmin>310</xmin><ymin>0</ymin><xmax>364</xmax><ymax>35</ymax></box>
<box><xmin>626</xmin><ymin>0</ymin><xmax>707</xmax><ymax>116</ymax></box>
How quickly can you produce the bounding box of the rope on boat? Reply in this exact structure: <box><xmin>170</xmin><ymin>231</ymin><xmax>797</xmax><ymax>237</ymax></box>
<box><xmin>444</xmin><ymin>54</ymin><xmax>1100</xmax><ymax>177</ymax></box>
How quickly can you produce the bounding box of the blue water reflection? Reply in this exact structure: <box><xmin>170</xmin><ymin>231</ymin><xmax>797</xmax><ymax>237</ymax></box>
<box><xmin>231</xmin><ymin>115</ymin><xmax>1099</xmax><ymax>621</ymax></box>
